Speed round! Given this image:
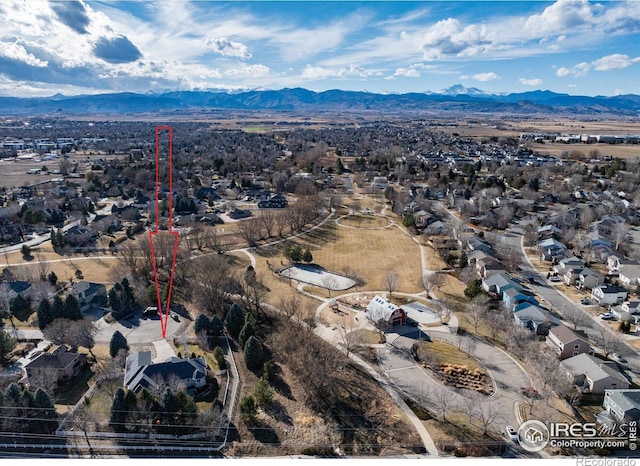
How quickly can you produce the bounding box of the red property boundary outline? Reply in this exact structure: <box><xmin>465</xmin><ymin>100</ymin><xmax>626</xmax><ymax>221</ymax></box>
<box><xmin>149</xmin><ymin>126</ymin><xmax>179</xmax><ymax>338</ymax></box>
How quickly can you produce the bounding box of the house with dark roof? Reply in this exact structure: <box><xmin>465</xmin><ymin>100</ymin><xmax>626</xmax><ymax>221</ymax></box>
<box><xmin>591</xmin><ymin>285</ymin><xmax>628</xmax><ymax>306</ymax></box>
<box><xmin>561</xmin><ymin>353</ymin><xmax>629</xmax><ymax>395</ymax></box>
<box><xmin>513</xmin><ymin>304</ymin><xmax>550</xmax><ymax>335</ymax></box>
<box><xmin>24</xmin><ymin>345</ymin><xmax>88</xmax><ymax>388</ymax></box>
<box><xmin>546</xmin><ymin>324</ymin><xmax>592</xmax><ymax>360</ymax></box>
<box><xmin>1</xmin><ymin>280</ymin><xmax>32</xmax><ymax>300</ymax></box>
<box><xmin>124</xmin><ymin>351</ymin><xmax>207</xmax><ymax>394</ymax></box>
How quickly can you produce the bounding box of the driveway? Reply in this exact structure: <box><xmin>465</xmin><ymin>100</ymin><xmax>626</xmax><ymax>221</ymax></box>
<box><xmin>153</xmin><ymin>339</ymin><xmax>176</xmax><ymax>363</ymax></box>
<box><xmin>94</xmin><ymin>313</ymin><xmax>182</xmax><ymax>344</ymax></box>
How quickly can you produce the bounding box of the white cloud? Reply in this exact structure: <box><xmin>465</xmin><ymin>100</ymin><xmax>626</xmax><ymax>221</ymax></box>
<box><xmin>225</xmin><ymin>64</ymin><xmax>270</xmax><ymax>78</ymax></box>
<box><xmin>205</xmin><ymin>37</ymin><xmax>251</xmax><ymax>59</ymax></box>
<box><xmin>524</xmin><ymin>0</ymin><xmax>599</xmax><ymax>36</ymax></box>
<box><xmin>519</xmin><ymin>78</ymin><xmax>543</xmax><ymax>86</ymax></box>
<box><xmin>592</xmin><ymin>53</ymin><xmax>640</xmax><ymax>71</ymax></box>
<box><xmin>471</xmin><ymin>72</ymin><xmax>499</xmax><ymax>82</ymax></box>
<box><xmin>556</xmin><ymin>53</ymin><xmax>640</xmax><ymax>79</ymax></box>
<box><xmin>391</xmin><ymin>62</ymin><xmax>435</xmax><ymax>78</ymax></box>
<box><xmin>300</xmin><ymin>63</ymin><xmax>377</xmax><ymax>81</ymax></box>
<box><xmin>0</xmin><ymin>38</ymin><xmax>48</xmax><ymax>67</ymax></box>
<box><xmin>420</xmin><ymin>18</ymin><xmax>491</xmax><ymax>60</ymax></box>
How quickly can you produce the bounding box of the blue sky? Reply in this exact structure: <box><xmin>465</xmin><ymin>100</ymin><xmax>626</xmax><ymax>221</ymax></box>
<box><xmin>1</xmin><ymin>0</ymin><xmax>640</xmax><ymax>97</ymax></box>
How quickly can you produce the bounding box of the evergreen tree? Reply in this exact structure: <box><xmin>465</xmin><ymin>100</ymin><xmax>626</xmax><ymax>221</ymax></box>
<box><xmin>194</xmin><ymin>314</ymin><xmax>210</xmax><ymax>334</ymax></box>
<box><xmin>209</xmin><ymin>315</ymin><xmax>223</xmax><ymax>336</ymax></box>
<box><xmin>0</xmin><ymin>331</ymin><xmax>16</xmax><ymax>366</ymax></box>
<box><xmin>63</xmin><ymin>294</ymin><xmax>82</xmax><ymax>320</ymax></box>
<box><xmin>47</xmin><ymin>271</ymin><xmax>58</xmax><ymax>286</ymax></box>
<box><xmin>34</xmin><ymin>388</ymin><xmax>56</xmax><ymax>417</ymax></box>
<box><xmin>239</xmin><ymin>321</ymin><xmax>255</xmax><ymax>348</ymax></box>
<box><xmin>34</xmin><ymin>387</ymin><xmax>57</xmax><ymax>431</ymax></box>
<box><xmin>109</xmin><ymin>330</ymin><xmax>129</xmax><ymax>358</ymax></box>
<box><xmin>239</xmin><ymin>395</ymin><xmax>257</xmax><ymax>425</ymax></box>
<box><xmin>302</xmin><ymin>248</ymin><xmax>313</xmax><ymax>264</ymax></box>
<box><xmin>262</xmin><ymin>360</ymin><xmax>275</xmax><ymax>382</ymax></box>
<box><xmin>5</xmin><ymin>383</ymin><xmax>22</xmax><ymax>402</ymax></box>
<box><xmin>225</xmin><ymin>303</ymin><xmax>244</xmax><ymax>339</ymax></box>
<box><xmin>244</xmin><ymin>336</ymin><xmax>264</xmax><ymax>371</ymax></box>
<box><xmin>51</xmin><ymin>295</ymin><xmax>64</xmax><ymax>320</ymax></box>
<box><xmin>213</xmin><ymin>346</ymin><xmax>226</xmax><ymax>370</ymax></box>
<box><xmin>109</xmin><ymin>387</ymin><xmax>127</xmax><ymax>432</ymax></box>
<box><xmin>252</xmin><ymin>377</ymin><xmax>274</xmax><ymax>406</ymax></box>
<box><xmin>37</xmin><ymin>298</ymin><xmax>53</xmax><ymax>330</ymax></box>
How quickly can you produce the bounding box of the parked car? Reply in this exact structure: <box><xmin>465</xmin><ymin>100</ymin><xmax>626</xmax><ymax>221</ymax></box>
<box><xmin>581</xmin><ymin>298</ymin><xmax>591</xmax><ymax>305</ymax></box>
<box><xmin>612</xmin><ymin>353</ymin><xmax>627</xmax><ymax>364</ymax></box>
<box><xmin>599</xmin><ymin>312</ymin><xmax>615</xmax><ymax>320</ymax></box>
<box><xmin>549</xmin><ymin>276</ymin><xmax>561</xmax><ymax>282</ymax></box>
<box><xmin>505</xmin><ymin>425</ymin><xmax>519</xmax><ymax>441</ymax></box>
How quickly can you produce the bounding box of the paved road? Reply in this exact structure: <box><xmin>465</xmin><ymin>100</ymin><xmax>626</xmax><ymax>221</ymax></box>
<box><xmin>504</xmin><ymin>222</ymin><xmax>640</xmax><ymax>380</ymax></box>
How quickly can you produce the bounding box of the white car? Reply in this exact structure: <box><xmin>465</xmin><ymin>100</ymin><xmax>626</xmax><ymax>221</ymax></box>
<box><xmin>599</xmin><ymin>312</ymin><xmax>615</xmax><ymax>320</ymax></box>
<box><xmin>612</xmin><ymin>353</ymin><xmax>627</xmax><ymax>364</ymax></box>
<box><xmin>505</xmin><ymin>425</ymin><xmax>519</xmax><ymax>441</ymax></box>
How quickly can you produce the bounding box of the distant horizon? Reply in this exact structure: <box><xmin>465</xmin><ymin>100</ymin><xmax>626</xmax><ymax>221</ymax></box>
<box><xmin>1</xmin><ymin>1</ymin><xmax>640</xmax><ymax>98</ymax></box>
<box><xmin>2</xmin><ymin>84</ymin><xmax>637</xmax><ymax>100</ymax></box>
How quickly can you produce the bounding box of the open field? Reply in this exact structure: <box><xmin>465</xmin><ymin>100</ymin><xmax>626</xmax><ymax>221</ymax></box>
<box><xmin>531</xmin><ymin>142</ymin><xmax>640</xmax><ymax>159</ymax></box>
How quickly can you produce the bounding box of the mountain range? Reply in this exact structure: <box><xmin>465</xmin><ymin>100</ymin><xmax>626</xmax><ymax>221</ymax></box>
<box><xmin>1</xmin><ymin>85</ymin><xmax>640</xmax><ymax>116</ymax></box>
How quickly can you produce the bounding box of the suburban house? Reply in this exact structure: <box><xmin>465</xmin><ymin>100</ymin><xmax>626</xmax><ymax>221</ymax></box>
<box><xmin>482</xmin><ymin>272</ymin><xmax>524</xmax><ymax>298</ymax></box>
<box><xmin>71</xmin><ymin>281</ymin><xmax>107</xmax><ymax>310</ymax></box>
<box><xmin>537</xmin><ymin>224</ymin><xmax>562</xmax><ymax>239</ymax></box>
<box><xmin>365</xmin><ymin>295</ymin><xmax>407</xmax><ymax>327</ymax></box>
<box><xmin>621</xmin><ymin>301</ymin><xmax>640</xmax><ymax>315</ymax></box>
<box><xmin>467</xmin><ymin>237</ymin><xmax>493</xmax><ymax>254</ymax></box>
<box><xmin>513</xmin><ymin>304</ymin><xmax>550</xmax><ymax>335</ymax></box>
<box><xmin>538</xmin><ymin>238</ymin><xmax>568</xmax><ymax>262</ymax></box>
<box><xmin>476</xmin><ymin>257</ymin><xmax>506</xmax><ymax>279</ymax></box>
<box><xmin>577</xmin><ymin>268</ymin><xmax>606</xmax><ymax>290</ymax></box>
<box><xmin>0</xmin><ymin>280</ymin><xmax>32</xmax><ymax>300</ymax></box>
<box><xmin>561</xmin><ymin>353</ymin><xmax>629</xmax><ymax>395</ymax></box>
<box><xmin>503</xmin><ymin>288</ymin><xmax>538</xmax><ymax>310</ymax></box>
<box><xmin>607</xmin><ymin>255</ymin><xmax>638</xmax><ymax>274</ymax></box>
<box><xmin>124</xmin><ymin>351</ymin><xmax>207</xmax><ymax>394</ymax></box>
<box><xmin>619</xmin><ymin>264</ymin><xmax>640</xmax><ymax>288</ymax></box>
<box><xmin>602</xmin><ymin>389</ymin><xmax>640</xmax><ymax>423</ymax></box>
<box><xmin>24</xmin><ymin>345</ymin><xmax>88</xmax><ymax>388</ymax></box>
<box><xmin>546</xmin><ymin>324</ymin><xmax>593</xmax><ymax>360</ymax></box>
<box><xmin>591</xmin><ymin>285</ymin><xmax>629</xmax><ymax>307</ymax></box>
<box><xmin>553</xmin><ymin>257</ymin><xmax>585</xmax><ymax>276</ymax></box>
<box><xmin>64</xmin><ymin>225</ymin><xmax>95</xmax><ymax>246</ymax></box>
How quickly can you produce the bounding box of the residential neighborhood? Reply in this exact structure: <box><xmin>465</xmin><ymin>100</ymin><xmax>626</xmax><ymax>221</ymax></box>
<box><xmin>1</xmin><ymin>113</ymin><xmax>640</xmax><ymax>460</ymax></box>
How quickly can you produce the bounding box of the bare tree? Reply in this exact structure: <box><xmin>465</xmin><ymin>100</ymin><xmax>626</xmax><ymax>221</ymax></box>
<box><xmin>237</xmin><ymin>218</ymin><xmax>261</xmax><ymax>247</ymax></box>
<box><xmin>474</xmin><ymin>398</ymin><xmax>503</xmax><ymax>435</ymax></box>
<box><xmin>459</xmin><ymin>389</ymin><xmax>478</xmax><ymax>422</ymax></box>
<box><xmin>279</xmin><ymin>294</ymin><xmax>301</xmax><ymax>319</ymax></box>
<box><xmin>257</xmin><ymin>209</ymin><xmax>276</xmax><ymax>238</ymax></box>
<box><xmin>35</xmin><ymin>253</ymin><xmax>49</xmax><ymax>282</ymax></box>
<box><xmin>564</xmin><ymin>306</ymin><xmax>590</xmax><ymax>330</ymax></box>
<box><xmin>596</xmin><ymin>326</ymin><xmax>625</xmax><ymax>357</ymax></box>
<box><xmin>466</xmin><ymin>295</ymin><xmax>489</xmax><ymax>333</ymax></box>
<box><xmin>383</xmin><ymin>269</ymin><xmax>400</xmax><ymax>299</ymax></box>
<box><xmin>424</xmin><ymin>272</ymin><xmax>445</xmax><ymax>296</ymax></box>
<box><xmin>337</xmin><ymin>324</ymin><xmax>364</xmax><ymax>357</ymax></box>
<box><xmin>612</xmin><ymin>222</ymin><xmax>632</xmax><ymax>251</ymax></box>
<box><xmin>432</xmin><ymin>386</ymin><xmax>455</xmax><ymax>421</ymax></box>
<box><xmin>322</xmin><ymin>276</ymin><xmax>338</xmax><ymax>297</ymax></box>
